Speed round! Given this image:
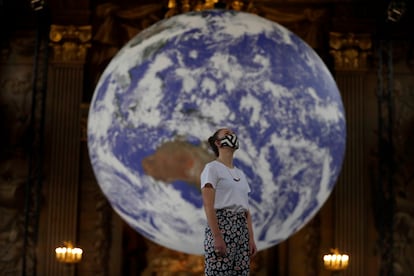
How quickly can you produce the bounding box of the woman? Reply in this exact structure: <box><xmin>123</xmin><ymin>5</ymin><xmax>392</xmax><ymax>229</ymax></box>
<box><xmin>200</xmin><ymin>128</ymin><xmax>257</xmax><ymax>275</ymax></box>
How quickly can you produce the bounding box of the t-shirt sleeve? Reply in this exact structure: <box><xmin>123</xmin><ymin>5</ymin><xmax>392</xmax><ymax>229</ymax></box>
<box><xmin>200</xmin><ymin>164</ymin><xmax>218</xmax><ymax>189</ymax></box>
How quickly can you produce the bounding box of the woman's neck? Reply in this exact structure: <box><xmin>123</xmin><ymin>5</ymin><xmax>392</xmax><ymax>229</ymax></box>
<box><xmin>217</xmin><ymin>153</ymin><xmax>234</xmax><ymax>168</ymax></box>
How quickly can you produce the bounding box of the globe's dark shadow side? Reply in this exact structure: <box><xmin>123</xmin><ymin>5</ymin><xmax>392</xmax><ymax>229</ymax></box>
<box><xmin>141</xmin><ymin>140</ymin><xmax>215</xmax><ymax>208</ymax></box>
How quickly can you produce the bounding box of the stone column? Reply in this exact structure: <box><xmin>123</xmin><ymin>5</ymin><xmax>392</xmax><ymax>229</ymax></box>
<box><xmin>329</xmin><ymin>32</ymin><xmax>372</xmax><ymax>276</ymax></box>
<box><xmin>37</xmin><ymin>24</ymin><xmax>91</xmax><ymax>276</ymax></box>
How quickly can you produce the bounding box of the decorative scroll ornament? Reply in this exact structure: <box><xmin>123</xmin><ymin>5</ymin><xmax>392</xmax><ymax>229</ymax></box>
<box><xmin>49</xmin><ymin>25</ymin><xmax>92</xmax><ymax>62</ymax></box>
<box><xmin>329</xmin><ymin>32</ymin><xmax>372</xmax><ymax>70</ymax></box>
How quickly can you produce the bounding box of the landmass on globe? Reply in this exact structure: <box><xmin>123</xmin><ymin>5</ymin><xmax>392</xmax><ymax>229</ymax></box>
<box><xmin>142</xmin><ymin>140</ymin><xmax>214</xmax><ymax>188</ymax></box>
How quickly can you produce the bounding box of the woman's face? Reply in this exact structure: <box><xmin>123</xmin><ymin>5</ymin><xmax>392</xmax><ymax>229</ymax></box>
<box><xmin>215</xmin><ymin>128</ymin><xmax>239</xmax><ymax>150</ymax></box>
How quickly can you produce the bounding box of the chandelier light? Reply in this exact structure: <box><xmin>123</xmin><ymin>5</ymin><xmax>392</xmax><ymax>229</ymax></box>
<box><xmin>55</xmin><ymin>242</ymin><xmax>83</xmax><ymax>264</ymax></box>
<box><xmin>323</xmin><ymin>248</ymin><xmax>349</xmax><ymax>271</ymax></box>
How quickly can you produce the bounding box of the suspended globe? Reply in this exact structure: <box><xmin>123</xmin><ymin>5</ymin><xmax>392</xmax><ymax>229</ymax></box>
<box><xmin>87</xmin><ymin>9</ymin><xmax>346</xmax><ymax>255</ymax></box>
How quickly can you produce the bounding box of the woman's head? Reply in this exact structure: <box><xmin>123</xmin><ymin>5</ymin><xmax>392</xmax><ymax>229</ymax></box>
<box><xmin>208</xmin><ymin>128</ymin><xmax>238</xmax><ymax>157</ymax></box>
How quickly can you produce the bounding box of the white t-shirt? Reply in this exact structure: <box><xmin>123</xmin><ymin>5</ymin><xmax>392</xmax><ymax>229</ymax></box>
<box><xmin>200</xmin><ymin>160</ymin><xmax>250</xmax><ymax>212</ymax></box>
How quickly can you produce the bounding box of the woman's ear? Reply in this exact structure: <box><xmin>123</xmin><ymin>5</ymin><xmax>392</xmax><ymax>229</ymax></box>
<box><xmin>215</xmin><ymin>139</ymin><xmax>221</xmax><ymax>148</ymax></box>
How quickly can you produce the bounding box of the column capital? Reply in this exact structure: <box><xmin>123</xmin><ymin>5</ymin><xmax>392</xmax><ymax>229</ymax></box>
<box><xmin>49</xmin><ymin>25</ymin><xmax>92</xmax><ymax>63</ymax></box>
<box><xmin>329</xmin><ymin>32</ymin><xmax>372</xmax><ymax>71</ymax></box>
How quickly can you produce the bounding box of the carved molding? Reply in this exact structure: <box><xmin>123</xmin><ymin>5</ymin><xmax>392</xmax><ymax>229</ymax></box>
<box><xmin>49</xmin><ymin>25</ymin><xmax>92</xmax><ymax>63</ymax></box>
<box><xmin>329</xmin><ymin>32</ymin><xmax>372</xmax><ymax>70</ymax></box>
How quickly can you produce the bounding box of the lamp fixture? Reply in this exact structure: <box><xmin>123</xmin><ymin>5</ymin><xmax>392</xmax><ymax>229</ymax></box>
<box><xmin>55</xmin><ymin>242</ymin><xmax>83</xmax><ymax>264</ymax></box>
<box><xmin>323</xmin><ymin>248</ymin><xmax>349</xmax><ymax>271</ymax></box>
<box><xmin>30</xmin><ymin>0</ymin><xmax>45</xmax><ymax>11</ymax></box>
<box><xmin>387</xmin><ymin>0</ymin><xmax>406</xmax><ymax>22</ymax></box>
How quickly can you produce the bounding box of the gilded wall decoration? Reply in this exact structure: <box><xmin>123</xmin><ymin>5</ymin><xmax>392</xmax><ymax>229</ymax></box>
<box><xmin>165</xmin><ymin>0</ymin><xmax>257</xmax><ymax>17</ymax></box>
<box><xmin>329</xmin><ymin>32</ymin><xmax>372</xmax><ymax>70</ymax></box>
<box><xmin>49</xmin><ymin>25</ymin><xmax>92</xmax><ymax>62</ymax></box>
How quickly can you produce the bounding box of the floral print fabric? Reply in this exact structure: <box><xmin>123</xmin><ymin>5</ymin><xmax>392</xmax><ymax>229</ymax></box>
<box><xmin>204</xmin><ymin>209</ymin><xmax>250</xmax><ymax>275</ymax></box>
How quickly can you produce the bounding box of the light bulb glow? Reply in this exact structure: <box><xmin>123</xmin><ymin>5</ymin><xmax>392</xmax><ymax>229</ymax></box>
<box><xmin>323</xmin><ymin>249</ymin><xmax>349</xmax><ymax>271</ymax></box>
<box><xmin>55</xmin><ymin>242</ymin><xmax>83</xmax><ymax>263</ymax></box>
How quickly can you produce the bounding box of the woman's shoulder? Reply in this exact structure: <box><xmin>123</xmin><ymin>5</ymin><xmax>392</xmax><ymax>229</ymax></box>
<box><xmin>203</xmin><ymin>160</ymin><xmax>225</xmax><ymax>172</ymax></box>
<box><xmin>201</xmin><ymin>160</ymin><xmax>219</xmax><ymax>177</ymax></box>
<box><xmin>204</xmin><ymin>160</ymin><xmax>219</xmax><ymax>168</ymax></box>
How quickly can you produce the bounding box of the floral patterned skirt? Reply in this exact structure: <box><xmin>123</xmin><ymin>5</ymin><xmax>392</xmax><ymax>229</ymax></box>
<box><xmin>204</xmin><ymin>209</ymin><xmax>250</xmax><ymax>276</ymax></box>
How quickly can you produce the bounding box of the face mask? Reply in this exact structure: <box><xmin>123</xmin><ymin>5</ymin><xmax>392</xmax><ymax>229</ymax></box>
<box><xmin>219</xmin><ymin>133</ymin><xmax>239</xmax><ymax>149</ymax></box>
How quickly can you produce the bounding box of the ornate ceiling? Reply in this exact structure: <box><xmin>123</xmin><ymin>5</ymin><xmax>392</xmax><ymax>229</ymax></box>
<box><xmin>2</xmin><ymin>0</ymin><xmax>413</xmax><ymax>36</ymax></box>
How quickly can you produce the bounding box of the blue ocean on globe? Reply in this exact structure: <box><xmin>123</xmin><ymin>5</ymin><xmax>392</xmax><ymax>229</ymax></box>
<box><xmin>88</xmin><ymin>9</ymin><xmax>346</xmax><ymax>255</ymax></box>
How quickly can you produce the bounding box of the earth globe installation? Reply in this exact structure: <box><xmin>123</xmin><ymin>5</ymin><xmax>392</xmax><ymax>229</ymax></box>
<box><xmin>88</xmin><ymin>9</ymin><xmax>346</xmax><ymax>255</ymax></box>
